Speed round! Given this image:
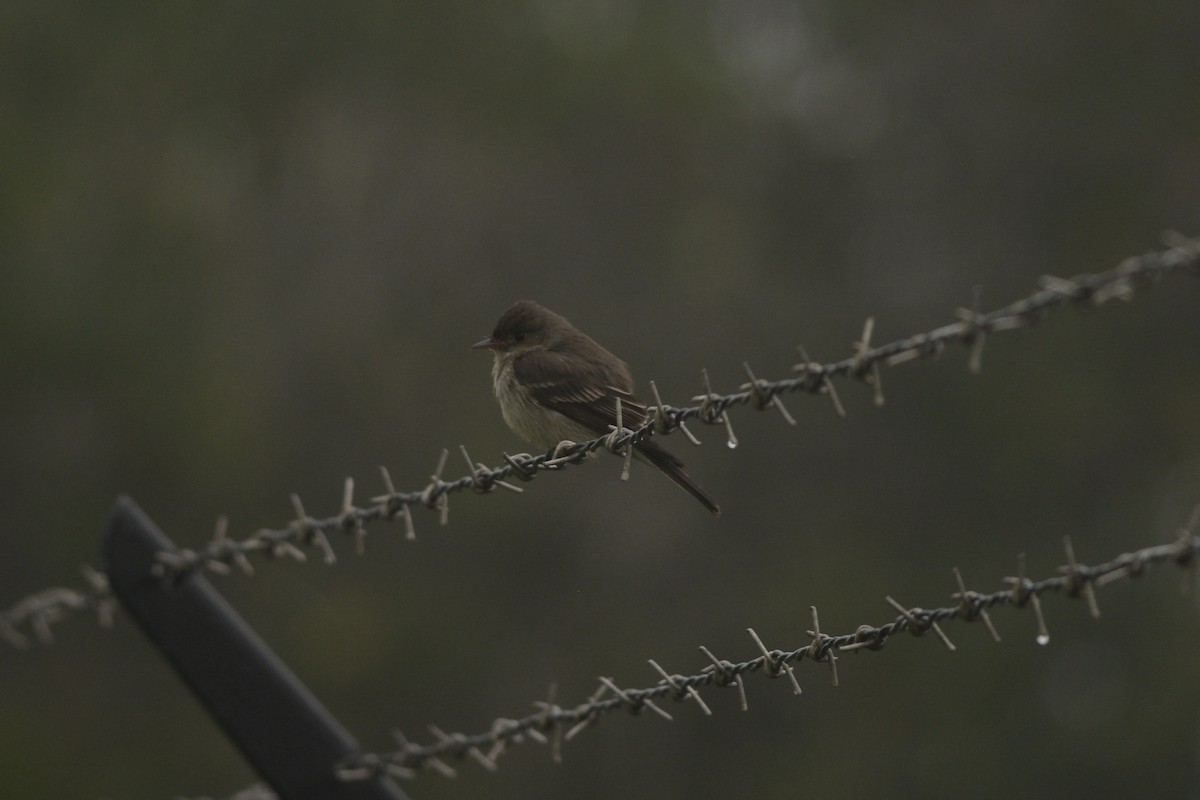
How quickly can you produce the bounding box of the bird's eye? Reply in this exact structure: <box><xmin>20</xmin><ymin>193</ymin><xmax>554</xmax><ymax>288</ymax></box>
<box><xmin>514</xmin><ymin>332</ymin><xmax>526</xmax><ymax>342</ymax></box>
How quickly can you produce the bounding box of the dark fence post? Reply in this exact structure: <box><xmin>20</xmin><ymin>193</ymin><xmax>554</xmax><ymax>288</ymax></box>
<box><xmin>103</xmin><ymin>496</ymin><xmax>408</xmax><ymax>800</ymax></box>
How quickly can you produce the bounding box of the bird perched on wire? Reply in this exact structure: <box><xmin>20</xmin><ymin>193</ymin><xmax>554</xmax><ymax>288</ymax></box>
<box><xmin>472</xmin><ymin>300</ymin><xmax>720</xmax><ymax>515</ymax></box>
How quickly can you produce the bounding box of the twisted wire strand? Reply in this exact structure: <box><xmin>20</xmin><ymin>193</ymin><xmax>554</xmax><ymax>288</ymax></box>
<box><xmin>338</xmin><ymin>515</ymin><xmax>1200</xmax><ymax>783</ymax></box>
<box><xmin>1</xmin><ymin>236</ymin><xmax>1197</xmax><ymax>647</ymax></box>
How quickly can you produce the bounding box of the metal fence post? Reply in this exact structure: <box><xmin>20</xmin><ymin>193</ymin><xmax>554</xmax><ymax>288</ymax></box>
<box><xmin>103</xmin><ymin>496</ymin><xmax>407</xmax><ymax>800</ymax></box>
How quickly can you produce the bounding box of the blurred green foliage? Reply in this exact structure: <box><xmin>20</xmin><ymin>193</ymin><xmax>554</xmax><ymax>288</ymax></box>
<box><xmin>1</xmin><ymin>2</ymin><xmax>1198</xmax><ymax>798</ymax></box>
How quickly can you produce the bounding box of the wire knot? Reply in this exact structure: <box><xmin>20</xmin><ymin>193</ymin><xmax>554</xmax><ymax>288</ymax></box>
<box><xmin>502</xmin><ymin>452</ymin><xmax>537</xmax><ymax>482</ymax></box>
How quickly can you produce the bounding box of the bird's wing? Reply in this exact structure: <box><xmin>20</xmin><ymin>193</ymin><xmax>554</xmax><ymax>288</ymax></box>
<box><xmin>512</xmin><ymin>349</ymin><xmax>649</xmax><ymax>436</ymax></box>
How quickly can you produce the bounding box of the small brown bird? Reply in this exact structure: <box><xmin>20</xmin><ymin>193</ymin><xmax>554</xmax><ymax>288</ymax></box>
<box><xmin>472</xmin><ymin>300</ymin><xmax>720</xmax><ymax>515</ymax></box>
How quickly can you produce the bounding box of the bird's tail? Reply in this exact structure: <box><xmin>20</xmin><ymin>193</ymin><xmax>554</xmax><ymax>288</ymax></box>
<box><xmin>634</xmin><ymin>439</ymin><xmax>721</xmax><ymax>516</ymax></box>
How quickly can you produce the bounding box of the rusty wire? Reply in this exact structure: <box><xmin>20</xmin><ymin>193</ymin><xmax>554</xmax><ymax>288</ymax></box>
<box><xmin>1</xmin><ymin>235</ymin><xmax>1197</xmax><ymax>647</ymax></box>
<box><xmin>337</xmin><ymin>511</ymin><xmax>1200</xmax><ymax>783</ymax></box>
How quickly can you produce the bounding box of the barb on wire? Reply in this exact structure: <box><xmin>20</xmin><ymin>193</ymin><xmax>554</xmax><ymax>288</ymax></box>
<box><xmin>338</xmin><ymin>508</ymin><xmax>1200</xmax><ymax>783</ymax></box>
<box><xmin>1</xmin><ymin>236</ymin><xmax>1197</xmax><ymax>645</ymax></box>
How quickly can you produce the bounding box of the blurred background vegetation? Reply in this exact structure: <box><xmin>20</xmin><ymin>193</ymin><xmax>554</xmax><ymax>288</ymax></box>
<box><xmin>2</xmin><ymin>2</ymin><xmax>1199</xmax><ymax>798</ymax></box>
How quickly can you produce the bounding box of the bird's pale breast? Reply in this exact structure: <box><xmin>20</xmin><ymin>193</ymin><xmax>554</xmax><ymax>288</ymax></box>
<box><xmin>492</xmin><ymin>356</ymin><xmax>594</xmax><ymax>450</ymax></box>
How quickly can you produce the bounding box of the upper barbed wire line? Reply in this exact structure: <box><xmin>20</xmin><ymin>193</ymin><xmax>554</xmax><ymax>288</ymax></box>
<box><xmin>165</xmin><ymin>235</ymin><xmax>1200</xmax><ymax>576</ymax></box>
<box><xmin>0</xmin><ymin>565</ymin><xmax>115</xmax><ymax>650</ymax></box>
<box><xmin>1</xmin><ymin>236</ymin><xmax>1197</xmax><ymax>647</ymax></box>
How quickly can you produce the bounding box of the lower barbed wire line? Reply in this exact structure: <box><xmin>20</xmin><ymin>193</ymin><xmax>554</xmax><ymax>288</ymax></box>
<box><xmin>341</xmin><ymin>524</ymin><xmax>1199</xmax><ymax>782</ymax></box>
<box><xmin>1</xmin><ymin>238</ymin><xmax>1197</xmax><ymax>646</ymax></box>
<box><xmin>164</xmin><ymin>499</ymin><xmax>1182</xmax><ymax>800</ymax></box>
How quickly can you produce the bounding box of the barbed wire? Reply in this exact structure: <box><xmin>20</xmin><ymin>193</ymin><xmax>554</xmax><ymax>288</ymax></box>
<box><xmin>335</xmin><ymin>507</ymin><xmax>1200</xmax><ymax>784</ymax></box>
<box><xmin>0</xmin><ymin>566</ymin><xmax>114</xmax><ymax>650</ymax></box>
<box><xmin>1</xmin><ymin>234</ymin><xmax>1198</xmax><ymax>648</ymax></box>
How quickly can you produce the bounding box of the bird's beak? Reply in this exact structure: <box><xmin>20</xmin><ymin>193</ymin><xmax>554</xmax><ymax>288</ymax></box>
<box><xmin>471</xmin><ymin>337</ymin><xmax>503</xmax><ymax>351</ymax></box>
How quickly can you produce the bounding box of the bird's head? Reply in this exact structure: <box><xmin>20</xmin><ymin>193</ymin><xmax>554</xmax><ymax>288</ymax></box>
<box><xmin>471</xmin><ymin>300</ymin><xmax>563</xmax><ymax>355</ymax></box>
